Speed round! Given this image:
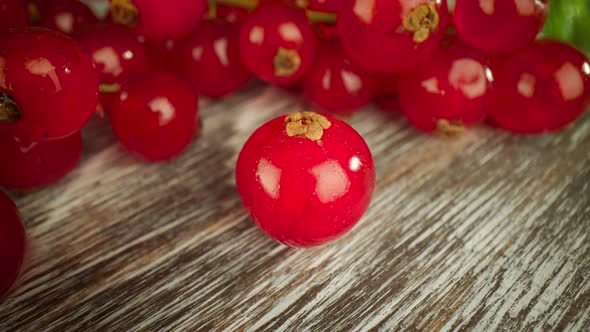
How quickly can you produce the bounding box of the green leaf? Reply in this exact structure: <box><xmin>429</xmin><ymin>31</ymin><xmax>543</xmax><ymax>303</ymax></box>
<box><xmin>541</xmin><ymin>0</ymin><xmax>590</xmax><ymax>53</ymax></box>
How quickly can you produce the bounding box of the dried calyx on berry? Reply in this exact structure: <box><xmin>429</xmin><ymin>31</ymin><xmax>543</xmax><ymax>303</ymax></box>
<box><xmin>0</xmin><ymin>93</ymin><xmax>21</xmax><ymax>125</ymax></box>
<box><xmin>285</xmin><ymin>111</ymin><xmax>332</xmax><ymax>141</ymax></box>
<box><xmin>403</xmin><ymin>3</ymin><xmax>440</xmax><ymax>43</ymax></box>
<box><xmin>273</xmin><ymin>47</ymin><xmax>302</xmax><ymax>77</ymax></box>
<box><xmin>110</xmin><ymin>0</ymin><xmax>139</xmax><ymax>26</ymax></box>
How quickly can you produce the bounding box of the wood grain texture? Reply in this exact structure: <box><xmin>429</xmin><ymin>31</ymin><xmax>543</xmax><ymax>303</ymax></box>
<box><xmin>1</xmin><ymin>86</ymin><xmax>589</xmax><ymax>332</ymax></box>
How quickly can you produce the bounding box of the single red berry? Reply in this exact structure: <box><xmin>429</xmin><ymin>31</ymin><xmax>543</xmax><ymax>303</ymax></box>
<box><xmin>76</xmin><ymin>24</ymin><xmax>148</xmax><ymax>84</ymax></box>
<box><xmin>175</xmin><ymin>20</ymin><xmax>250</xmax><ymax>98</ymax></box>
<box><xmin>109</xmin><ymin>0</ymin><xmax>207</xmax><ymax>41</ymax></box>
<box><xmin>490</xmin><ymin>41</ymin><xmax>590</xmax><ymax>134</ymax></box>
<box><xmin>0</xmin><ymin>0</ymin><xmax>28</xmax><ymax>30</ymax></box>
<box><xmin>236</xmin><ymin>111</ymin><xmax>376</xmax><ymax>247</ymax></box>
<box><xmin>38</xmin><ymin>0</ymin><xmax>99</xmax><ymax>35</ymax></box>
<box><xmin>0</xmin><ymin>131</ymin><xmax>82</xmax><ymax>189</ymax></box>
<box><xmin>372</xmin><ymin>73</ymin><xmax>400</xmax><ymax>112</ymax></box>
<box><xmin>303</xmin><ymin>38</ymin><xmax>374</xmax><ymax>114</ymax></box>
<box><xmin>399</xmin><ymin>42</ymin><xmax>492</xmax><ymax>135</ymax></box>
<box><xmin>216</xmin><ymin>4</ymin><xmax>249</xmax><ymax>26</ymax></box>
<box><xmin>239</xmin><ymin>2</ymin><xmax>318</xmax><ymax>85</ymax></box>
<box><xmin>454</xmin><ymin>0</ymin><xmax>548</xmax><ymax>54</ymax></box>
<box><xmin>0</xmin><ymin>28</ymin><xmax>99</xmax><ymax>141</ymax></box>
<box><xmin>0</xmin><ymin>190</ymin><xmax>26</xmax><ymax>298</ymax></box>
<box><xmin>110</xmin><ymin>72</ymin><xmax>199</xmax><ymax>162</ymax></box>
<box><xmin>338</xmin><ymin>0</ymin><xmax>450</xmax><ymax>72</ymax></box>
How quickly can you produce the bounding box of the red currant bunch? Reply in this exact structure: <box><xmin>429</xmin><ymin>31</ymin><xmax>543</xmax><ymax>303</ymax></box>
<box><xmin>0</xmin><ymin>0</ymin><xmax>588</xmax><ymax>302</ymax></box>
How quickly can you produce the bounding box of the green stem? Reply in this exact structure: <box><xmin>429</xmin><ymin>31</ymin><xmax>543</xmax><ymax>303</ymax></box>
<box><xmin>99</xmin><ymin>83</ymin><xmax>122</xmax><ymax>94</ymax></box>
<box><xmin>306</xmin><ymin>10</ymin><xmax>336</xmax><ymax>24</ymax></box>
<box><xmin>215</xmin><ymin>0</ymin><xmax>337</xmax><ymax>24</ymax></box>
<box><xmin>216</xmin><ymin>0</ymin><xmax>257</xmax><ymax>10</ymax></box>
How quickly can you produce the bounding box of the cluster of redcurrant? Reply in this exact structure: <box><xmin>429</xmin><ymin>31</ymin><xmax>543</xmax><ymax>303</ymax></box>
<box><xmin>1</xmin><ymin>0</ymin><xmax>590</xmax><ymax>296</ymax></box>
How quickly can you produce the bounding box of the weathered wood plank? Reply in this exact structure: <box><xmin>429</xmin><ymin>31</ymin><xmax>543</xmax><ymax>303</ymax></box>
<box><xmin>1</xmin><ymin>86</ymin><xmax>589</xmax><ymax>331</ymax></box>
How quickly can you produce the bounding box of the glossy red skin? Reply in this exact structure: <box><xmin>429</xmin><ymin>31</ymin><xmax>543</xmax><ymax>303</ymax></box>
<box><xmin>236</xmin><ymin>114</ymin><xmax>376</xmax><ymax>247</ymax></box>
<box><xmin>0</xmin><ymin>28</ymin><xmax>99</xmax><ymax>141</ymax></box>
<box><xmin>239</xmin><ymin>2</ymin><xmax>318</xmax><ymax>85</ymax></box>
<box><xmin>38</xmin><ymin>0</ymin><xmax>99</xmax><ymax>35</ymax></box>
<box><xmin>110</xmin><ymin>72</ymin><xmax>198</xmax><ymax>162</ymax></box>
<box><xmin>454</xmin><ymin>0</ymin><xmax>547</xmax><ymax>54</ymax></box>
<box><xmin>303</xmin><ymin>39</ymin><xmax>374</xmax><ymax>114</ymax></box>
<box><xmin>0</xmin><ymin>0</ymin><xmax>28</xmax><ymax>30</ymax></box>
<box><xmin>175</xmin><ymin>20</ymin><xmax>250</xmax><ymax>98</ymax></box>
<box><xmin>490</xmin><ymin>41</ymin><xmax>590</xmax><ymax>134</ymax></box>
<box><xmin>75</xmin><ymin>24</ymin><xmax>148</xmax><ymax>84</ymax></box>
<box><xmin>110</xmin><ymin>0</ymin><xmax>207</xmax><ymax>41</ymax></box>
<box><xmin>338</xmin><ymin>0</ymin><xmax>450</xmax><ymax>72</ymax></box>
<box><xmin>399</xmin><ymin>42</ymin><xmax>492</xmax><ymax>132</ymax></box>
<box><xmin>0</xmin><ymin>131</ymin><xmax>82</xmax><ymax>189</ymax></box>
<box><xmin>216</xmin><ymin>4</ymin><xmax>249</xmax><ymax>26</ymax></box>
<box><xmin>0</xmin><ymin>191</ymin><xmax>26</xmax><ymax>297</ymax></box>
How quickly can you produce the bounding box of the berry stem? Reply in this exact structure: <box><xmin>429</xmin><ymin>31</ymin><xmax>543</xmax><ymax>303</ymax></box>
<box><xmin>208</xmin><ymin>0</ymin><xmax>217</xmax><ymax>18</ymax></box>
<box><xmin>99</xmin><ymin>83</ymin><xmax>122</xmax><ymax>93</ymax></box>
<box><xmin>0</xmin><ymin>93</ymin><xmax>21</xmax><ymax>125</ymax></box>
<box><xmin>306</xmin><ymin>10</ymin><xmax>336</xmax><ymax>24</ymax></box>
<box><xmin>214</xmin><ymin>0</ymin><xmax>337</xmax><ymax>23</ymax></box>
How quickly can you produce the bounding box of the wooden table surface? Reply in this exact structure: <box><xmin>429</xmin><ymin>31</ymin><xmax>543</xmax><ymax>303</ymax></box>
<box><xmin>1</xmin><ymin>86</ymin><xmax>589</xmax><ymax>331</ymax></box>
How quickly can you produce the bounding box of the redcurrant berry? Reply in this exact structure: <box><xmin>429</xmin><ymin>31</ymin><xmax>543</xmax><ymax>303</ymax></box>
<box><xmin>236</xmin><ymin>111</ymin><xmax>376</xmax><ymax>247</ymax></box>
<box><xmin>239</xmin><ymin>2</ymin><xmax>318</xmax><ymax>85</ymax></box>
<box><xmin>0</xmin><ymin>190</ymin><xmax>26</xmax><ymax>297</ymax></box>
<box><xmin>175</xmin><ymin>20</ymin><xmax>250</xmax><ymax>98</ymax></box>
<box><xmin>338</xmin><ymin>0</ymin><xmax>450</xmax><ymax>72</ymax></box>
<box><xmin>110</xmin><ymin>72</ymin><xmax>199</xmax><ymax>162</ymax></box>
<box><xmin>109</xmin><ymin>0</ymin><xmax>207</xmax><ymax>41</ymax></box>
<box><xmin>75</xmin><ymin>24</ymin><xmax>148</xmax><ymax>85</ymax></box>
<box><xmin>0</xmin><ymin>132</ymin><xmax>82</xmax><ymax>189</ymax></box>
<box><xmin>0</xmin><ymin>0</ymin><xmax>28</xmax><ymax>30</ymax></box>
<box><xmin>38</xmin><ymin>0</ymin><xmax>99</xmax><ymax>35</ymax></box>
<box><xmin>0</xmin><ymin>28</ymin><xmax>99</xmax><ymax>141</ymax></box>
<box><xmin>399</xmin><ymin>42</ymin><xmax>493</xmax><ymax>135</ymax></box>
<box><xmin>490</xmin><ymin>41</ymin><xmax>590</xmax><ymax>134</ymax></box>
<box><xmin>454</xmin><ymin>0</ymin><xmax>548</xmax><ymax>54</ymax></box>
<box><xmin>303</xmin><ymin>38</ymin><xmax>374</xmax><ymax>114</ymax></box>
